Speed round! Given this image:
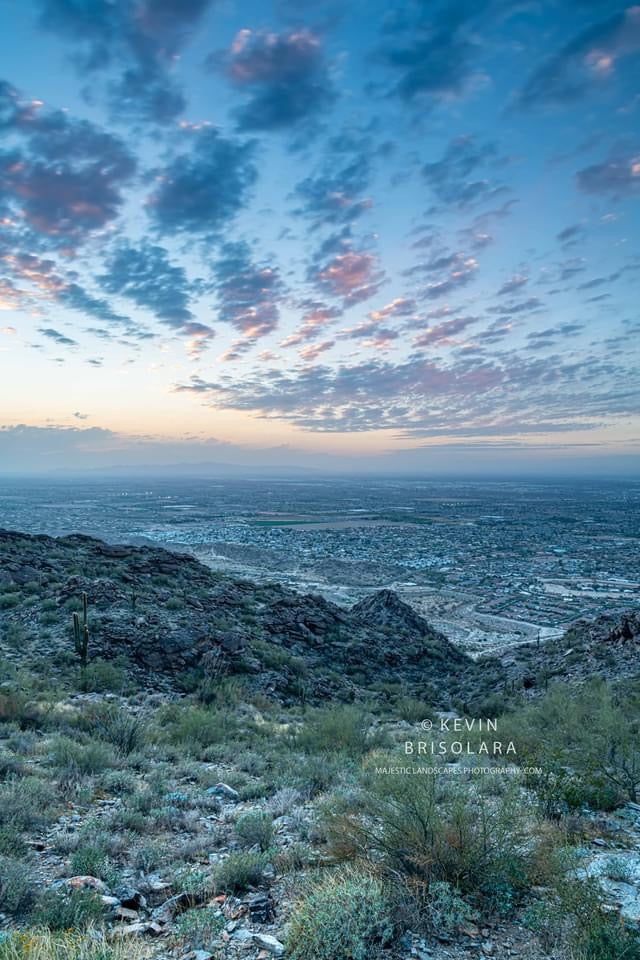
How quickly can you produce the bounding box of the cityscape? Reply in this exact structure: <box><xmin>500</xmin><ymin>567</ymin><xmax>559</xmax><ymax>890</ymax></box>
<box><xmin>1</xmin><ymin>475</ymin><xmax>637</xmax><ymax>652</ymax></box>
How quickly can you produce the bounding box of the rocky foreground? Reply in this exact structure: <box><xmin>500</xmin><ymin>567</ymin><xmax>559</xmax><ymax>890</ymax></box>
<box><xmin>1</xmin><ymin>528</ymin><xmax>640</xmax><ymax>960</ymax></box>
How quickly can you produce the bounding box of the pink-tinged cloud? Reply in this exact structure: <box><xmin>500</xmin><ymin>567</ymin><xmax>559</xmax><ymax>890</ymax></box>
<box><xmin>299</xmin><ymin>339</ymin><xmax>335</xmax><ymax>361</ymax></box>
<box><xmin>414</xmin><ymin>315</ymin><xmax>479</xmax><ymax>347</ymax></box>
<box><xmin>316</xmin><ymin>251</ymin><xmax>385</xmax><ymax>306</ymax></box>
<box><xmin>368</xmin><ymin>297</ymin><xmax>417</xmax><ymax>322</ymax></box>
<box><xmin>280</xmin><ymin>304</ymin><xmax>341</xmax><ymax>347</ymax></box>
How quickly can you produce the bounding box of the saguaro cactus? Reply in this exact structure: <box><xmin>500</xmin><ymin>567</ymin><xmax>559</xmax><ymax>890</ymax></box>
<box><xmin>72</xmin><ymin>592</ymin><xmax>89</xmax><ymax>668</ymax></box>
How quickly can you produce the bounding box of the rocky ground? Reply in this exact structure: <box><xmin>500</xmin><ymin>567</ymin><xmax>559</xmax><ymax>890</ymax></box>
<box><xmin>1</xmin><ymin>529</ymin><xmax>639</xmax><ymax>960</ymax></box>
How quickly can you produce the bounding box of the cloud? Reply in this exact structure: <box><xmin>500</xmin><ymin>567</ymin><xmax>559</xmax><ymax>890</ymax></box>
<box><xmin>213</xmin><ymin>242</ymin><xmax>285</xmax><ymax>340</ymax></box>
<box><xmin>314</xmin><ymin>250</ymin><xmax>385</xmax><ymax>306</ymax></box>
<box><xmin>38</xmin><ymin>0</ymin><xmax>216</xmax><ymax>123</ymax></box>
<box><xmin>1</xmin><ymin>250</ymin><xmax>131</xmax><ymax>329</ymax></box>
<box><xmin>413</xmin><ymin>315</ymin><xmax>478</xmax><ymax>347</ymax></box>
<box><xmin>576</xmin><ymin>152</ymin><xmax>640</xmax><ymax>198</ymax></box>
<box><xmin>38</xmin><ymin>326</ymin><xmax>77</xmax><ymax>347</ymax></box>
<box><xmin>147</xmin><ymin>128</ymin><xmax>257</xmax><ymax>235</ymax></box>
<box><xmin>0</xmin><ymin>83</ymin><xmax>136</xmax><ymax>243</ymax></box>
<box><xmin>405</xmin><ymin>250</ymin><xmax>479</xmax><ymax>300</ymax></box>
<box><xmin>299</xmin><ymin>339</ymin><xmax>335</xmax><ymax>361</ymax></box>
<box><xmin>100</xmin><ymin>240</ymin><xmax>213</xmax><ymax>354</ymax></box>
<box><xmin>557</xmin><ymin>223</ymin><xmax>586</xmax><ymax>248</ymax></box>
<box><xmin>174</xmin><ymin>346</ymin><xmax>639</xmax><ymax>437</ymax></box>
<box><xmin>496</xmin><ymin>275</ymin><xmax>528</xmax><ymax>296</ymax></box>
<box><xmin>380</xmin><ymin>0</ymin><xmax>488</xmax><ymax>103</ymax></box>
<box><xmin>422</xmin><ymin>135</ymin><xmax>506</xmax><ymax>210</ymax></box>
<box><xmin>280</xmin><ymin>302</ymin><xmax>341</xmax><ymax>347</ymax></box>
<box><xmin>216</xmin><ymin>29</ymin><xmax>335</xmax><ymax>132</ymax></box>
<box><xmin>294</xmin><ymin>153</ymin><xmax>371</xmax><ymax>228</ymax></box>
<box><xmin>519</xmin><ymin>7</ymin><xmax>640</xmax><ymax>107</ymax></box>
<box><xmin>488</xmin><ymin>297</ymin><xmax>544</xmax><ymax>317</ymax></box>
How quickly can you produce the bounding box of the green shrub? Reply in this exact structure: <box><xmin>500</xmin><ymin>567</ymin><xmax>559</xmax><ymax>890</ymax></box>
<box><xmin>0</xmin><ymin>824</ymin><xmax>27</xmax><ymax>857</ymax></box>
<box><xmin>0</xmin><ymin>856</ymin><xmax>35</xmax><ymax>915</ymax></box>
<box><xmin>0</xmin><ymin>930</ymin><xmax>150</xmax><ymax>960</ymax></box>
<box><xmin>395</xmin><ymin>697</ymin><xmax>433</xmax><ymax>724</ymax></box>
<box><xmin>69</xmin><ymin>845</ymin><xmax>118</xmax><ymax>886</ymax></box>
<box><xmin>295</xmin><ymin>705</ymin><xmax>373</xmax><ymax>758</ymax></box>
<box><xmin>212</xmin><ymin>851</ymin><xmax>268</xmax><ymax>893</ymax></box>
<box><xmin>173</xmin><ymin>907</ymin><xmax>224</xmax><ymax>947</ymax></box>
<box><xmin>286</xmin><ymin>868</ymin><xmax>395</xmax><ymax>960</ymax></box>
<box><xmin>235</xmin><ymin>812</ymin><xmax>274</xmax><ymax>851</ymax></box>
<box><xmin>84</xmin><ymin>703</ymin><xmax>146</xmax><ymax>756</ymax></box>
<box><xmin>426</xmin><ymin>881</ymin><xmax>476</xmax><ymax>938</ymax></box>
<box><xmin>0</xmin><ymin>777</ymin><xmax>57</xmax><ymax>831</ymax></box>
<box><xmin>331</xmin><ymin>771</ymin><xmax>534</xmax><ymax>911</ymax></box>
<box><xmin>50</xmin><ymin>737</ymin><xmax>115</xmax><ymax>781</ymax></box>
<box><xmin>161</xmin><ymin>705</ymin><xmax>240</xmax><ymax>754</ymax></box>
<box><xmin>31</xmin><ymin>888</ymin><xmax>108</xmax><ymax>931</ymax></box>
<box><xmin>523</xmin><ymin>877</ymin><xmax>640</xmax><ymax>960</ymax></box>
<box><xmin>78</xmin><ymin>658</ymin><xmax>131</xmax><ymax>694</ymax></box>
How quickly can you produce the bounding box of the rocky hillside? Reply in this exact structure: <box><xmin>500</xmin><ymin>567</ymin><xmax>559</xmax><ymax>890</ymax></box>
<box><xmin>492</xmin><ymin>609</ymin><xmax>640</xmax><ymax>691</ymax></box>
<box><xmin>1</xmin><ymin>529</ymin><xmax>638</xmax><ymax>708</ymax></box>
<box><xmin>0</xmin><ymin>529</ymin><xmax>485</xmax><ymax>708</ymax></box>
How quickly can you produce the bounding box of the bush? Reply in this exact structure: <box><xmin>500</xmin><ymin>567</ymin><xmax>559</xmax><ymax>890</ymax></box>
<box><xmin>235</xmin><ymin>812</ymin><xmax>274</xmax><ymax>851</ymax></box>
<box><xmin>212</xmin><ymin>851</ymin><xmax>268</xmax><ymax>893</ymax></box>
<box><xmin>0</xmin><ymin>856</ymin><xmax>35</xmax><ymax>915</ymax></box>
<box><xmin>78</xmin><ymin>658</ymin><xmax>131</xmax><ymax>695</ymax></box>
<box><xmin>286</xmin><ymin>868</ymin><xmax>395</xmax><ymax>960</ymax></box>
<box><xmin>173</xmin><ymin>907</ymin><xmax>224</xmax><ymax>947</ymax></box>
<box><xmin>0</xmin><ymin>777</ymin><xmax>57</xmax><ymax>831</ymax></box>
<box><xmin>69</xmin><ymin>845</ymin><xmax>118</xmax><ymax>886</ymax></box>
<box><xmin>426</xmin><ymin>881</ymin><xmax>477</xmax><ymax>938</ymax></box>
<box><xmin>523</xmin><ymin>877</ymin><xmax>640</xmax><ymax>960</ymax></box>
<box><xmin>0</xmin><ymin>929</ymin><xmax>150</xmax><ymax>960</ymax></box>
<box><xmin>84</xmin><ymin>703</ymin><xmax>146</xmax><ymax>756</ymax></box>
<box><xmin>329</xmin><ymin>770</ymin><xmax>534</xmax><ymax>912</ymax></box>
<box><xmin>31</xmin><ymin>889</ymin><xmax>108</xmax><ymax>931</ymax></box>
<box><xmin>295</xmin><ymin>705</ymin><xmax>373</xmax><ymax>757</ymax></box>
<box><xmin>161</xmin><ymin>705</ymin><xmax>240</xmax><ymax>754</ymax></box>
<box><xmin>50</xmin><ymin>737</ymin><xmax>115</xmax><ymax>781</ymax></box>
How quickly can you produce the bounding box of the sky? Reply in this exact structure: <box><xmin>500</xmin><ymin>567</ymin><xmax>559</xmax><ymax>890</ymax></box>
<box><xmin>0</xmin><ymin>0</ymin><xmax>639</xmax><ymax>475</ymax></box>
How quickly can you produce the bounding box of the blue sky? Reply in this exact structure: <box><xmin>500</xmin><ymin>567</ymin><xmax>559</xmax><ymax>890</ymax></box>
<box><xmin>0</xmin><ymin>0</ymin><xmax>639</xmax><ymax>474</ymax></box>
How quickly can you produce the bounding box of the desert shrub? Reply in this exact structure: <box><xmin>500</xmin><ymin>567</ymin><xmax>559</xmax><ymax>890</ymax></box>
<box><xmin>295</xmin><ymin>705</ymin><xmax>373</xmax><ymax>757</ymax></box>
<box><xmin>77</xmin><ymin>658</ymin><xmax>131</xmax><ymax>695</ymax></box>
<box><xmin>31</xmin><ymin>889</ymin><xmax>108</xmax><ymax>931</ymax></box>
<box><xmin>0</xmin><ymin>856</ymin><xmax>35</xmax><ymax>915</ymax></box>
<box><xmin>49</xmin><ymin>737</ymin><xmax>115</xmax><ymax>781</ymax></box>
<box><xmin>173</xmin><ymin>907</ymin><xmax>224</xmax><ymax>947</ymax></box>
<box><xmin>604</xmin><ymin>855</ymin><xmax>636</xmax><ymax>883</ymax></box>
<box><xmin>160</xmin><ymin>705</ymin><xmax>240</xmax><ymax>753</ymax></box>
<box><xmin>235</xmin><ymin>812</ymin><xmax>274</xmax><ymax>851</ymax></box>
<box><xmin>171</xmin><ymin>867</ymin><xmax>212</xmax><ymax>901</ymax></box>
<box><xmin>69</xmin><ymin>844</ymin><xmax>118</xmax><ymax>886</ymax></box>
<box><xmin>395</xmin><ymin>697</ymin><xmax>433</xmax><ymax>724</ymax></box>
<box><xmin>0</xmin><ymin>777</ymin><xmax>57</xmax><ymax>831</ymax></box>
<box><xmin>286</xmin><ymin>867</ymin><xmax>395</xmax><ymax>960</ymax></box>
<box><xmin>82</xmin><ymin>703</ymin><xmax>146</xmax><ymax>756</ymax></box>
<box><xmin>212</xmin><ymin>851</ymin><xmax>268</xmax><ymax>893</ymax></box>
<box><xmin>287</xmin><ymin>754</ymin><xmax>343</xmax><ymax>798</ymax></box>
<box><xmin>523</xmin><ymin>877</ymin><xmax>640</xmax><ymax>960</ymax></box>
<box><xmin>0</xmin><ymin>593</ymin><xmax>21</xmax><ymax>610</ymax></box>
<box><xmin>507</xmin><ymin>680</ymin><xmax>640</xmax><ymax>809</ymax></box>
<box><xmin>0</xmin><ymin>929</ymin><xmax>151</xmax><ymax>960</ymax></box>
<box><xmin>328</xmin><ymin>770</ymin><xmax>535</xmax><ymax>913</ymax></box>
<box><xmin>426</xmin><ymin>880</ymin><xmax>477</xmax><ymax>937</ymax></box>
<box><xmin>0</xmin><ymin>824</ymin><xmax>27</xmax><ymax>857</ymax></box>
